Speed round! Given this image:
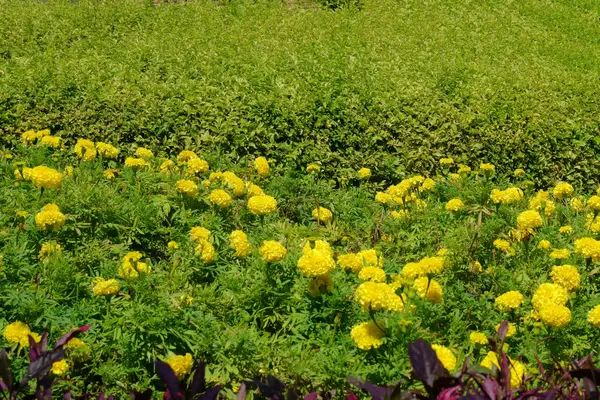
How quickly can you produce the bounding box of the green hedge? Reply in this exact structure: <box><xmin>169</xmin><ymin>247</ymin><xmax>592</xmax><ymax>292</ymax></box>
<box><xmin>1</xmin><ymin>0</ymin><xmax>599</xmax><ymax>187</ymax></box>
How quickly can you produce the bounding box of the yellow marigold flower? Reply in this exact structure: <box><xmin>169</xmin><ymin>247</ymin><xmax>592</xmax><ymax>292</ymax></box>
<box><xmin>480</xmin><ymin>163</ymin><xmax>495</xmax><ymax>172</ymax></box>
<box><xmin>229</xmin><ymin>230</ymin><xmax>251</xmax><ymax>258</ymax></box>
<box><xmin>529</xmin><ymin>191</ymin><xmax>555</xmax><ymax>217</ymax></box>
<box><xmin>401</xmin><ymin>262</ymin><xmax>424</xmax><ymax>279</ymax></box>
<box><xmin>14</xmin><ymin>168</ymin><xmax>23</xmax><ymax>181</ymax></box>
<box><xmin>391</xmin><ymin>210</ymin><xmax>410</xmax><ymax>220</ymax></box>
<box><xmin>420</xmin><ymin>178</ymin><xmax>435</xmax><ymax>191</ymax></box>
<box><xmin>312</xmin><ymin>206</ymin><xmax>333</xmax><ymax>223</ymax></box>
<box><xmin>358</xmin><ymin>168</ymin><xmax>371</xmax><ymax>179</ymax></box>
<box><xmin>176</xmin><ymin>179</ymin><xmax>199</xmax><ymax>197</ymax></box>
<box><xmin>308</xmin><ymin>273</ymin><xmax>334</xmax><ymax>296</ymax></box>
<box><xmin>248</xmin><ymin>195</ymin><xmax>277</xmax><ymax>215</ymax></box>
<box><xmin>195</xmin><ymin>240</ymin><xmax>215</xmax><ymax>264</ymax></box>
<box><xmin>480</xmin><ymin>352</ymin><xmax>525</xmax><ymax>388</ymax></box>
<box><xmin>587</xmin><ymin>305</ymin><xmax>600</xmax><ymax>327</ymax></box>
<box><xmin>180</xmin><ymin>295</ymin><xmax>194</xmax><ymax>306</ymax></box>
<box><xmin>74</xmin><ymin>139</ymin><xmax>96</xmax><ymax>161</ymax></box>
<box><xmin>457</xmin><ymin>164</ymin><xmax>471</xmax><ymax>174</ymax></box>
<box><xmin>559</xmin><ymin>226</ymin><xmax>573</xmax><ymax>234</ymax></box>
<box><xmin>550</xmin><ymin>265</ymin><xmax>580</xmax><ymax>291</ymax></box>
<box><xmin>470</xmin><ymin>331</ymin><xmax>487</xmax><ymax>345</ymax></box>
<box><xmin>168</xmin><ymin>241</ymin><xmax>179</xmax><ymax>249</ymax></box>
<box><xmin>177</xmin><ymin>150</ymin><xmax>198</xmax><ymax>163</ymax></box>
<box><xmin>246</xmin><ymin>182</ymin><xmax>265</xmax><ymax>198</ymax></box>
<box><xmin>38</xmin><ymin>242</ymin><xmax>62</xmax><ymax>260</ymax></box>
<box><xmin>160</xmin><ymin>159</ymin><xmax>177</xmax><ymax>174</ymax></box>
<box><xmin>104</xmin><ymin>169</ymin><xmax>118</xmax><ymax>180</ymax></box>
<box><xmin>22</xmin><ymin>167</ymin><xmax>33</xmax><ymax>180</ymax></box>
<box><xmin>539</xmin><ymin>304</ymin><xmax>571</xmax><ymax>328</ymax></box>
<box><xmin>587</xmin><ymin>196</ymin><xmax>600</xmax><ymax>211</ymax></box>
<box><xmin>358</xmin><ymin>267</ymin><xmax>386</xmax><ymax>282</ymax></box>
<box><xmin>575</xmin><ymin>237</ymin><xmax>600</xmax><ymax>262</ymax></box>
<box><xmin>449</xmin><ymin>173</ymin><xmax>460</xmax><ymax>181</ymax></box>
<box><xmin>190</xmin><ymin>227</ymin><xmax>211</xmax><ymax>242</ymax></box>
<box><xmin>493</xmin><ymin>239</ymin><xmax>514</xmax><ymax>256</ymax></box>
<box><xmin>51</xmin><ymin>360</ymin><xmax>69</xmax><ymax>376</ymax></box>
<box><xmin>532</xmin><ymin>283</ymin><xmax>569</xmax><ymax>311</ymax></box>
<box><xmin>375</xmin><ymin>192</ymin><xmax>393</xmax><ymax>204</ymax></box>
<box><xmin>414</xmin><ymin>277</ymin><xmax>443</xmax><ymax>303</ymax></box>
<box><xmin>208</xmin><ymin>189</ymin><xmax>232</xmax><ymax>208</ymax></box>
<box><xmin>355</xmin><ymin>282</ymin><xmax>396</xmax><ymax>311</ymax></box>
<box><xmin>3</xmin><ymin>321</ymin><xmax>34</xmax><ymax>347</ymax></box>
<box><xmin>549</xmin><ymin>248</ymin><xmax>570</xmax><ymax>260</ymax></box>
<box><xmin>514</xmin><ymin>168</ymin><xmax>525</xmax><ymax>176</ymax></box>
<box><xmin>516</xmin><ymin>210</ymin><xmax>543</xmax><ymax>230</ymax></box>
<box><xmin>38</xmin><ymin>129</ymin><xmax>50</xmax><ymax>136</ymax></box>
<box><xmin>509</xmin><ymin>228</ymin><xmax>533</xmax><ymax>243</ymax></box>
<box><xmin>124</xmin><ymin>157</ymin><xmax>150</xmax><ymax>169</ymax></box>
<box><xmin>40</xmin><ymin>135</ymin><xmax>61</xmax><ymax>148</ymax></box>
<box><xmin>29</xmin><ymin>166</ymin><xmax>62</xmax><ymax>190</ymax></box>
<box><xmin>259</xmin><ymin>241</ymin><xmax>287</xmax><ymax>262</ymax></box>
<box><xmin>135</xmin><ymin>147</ymin><xmax>154</xmax><ymax>160</ymax></box>
<box><xmin>471</xmin><ymin>261</ymin><xmax>483</xmax><ymax>273</ymax></box>
<box><xmin>306</xmin><ymin>163</ymin><xmax>321</xmax><ymax>174</ymax></box>
<box><xmin>166</xmin><ymin>353</ymin><xmax>193</xmax><ymax>379</ymax></box>
<box><xmin>35</xmin><ymin>204</ymin><xmax>66</xmax><ymax>231</ymax></box>
<box><xmin>96</xmin><ymin>142</ymin><xmax>119</xmax><ymax>158</ymax></box>
<box><xmin>119</xmin><ymin>258</ymin><xmax>151</xmax><ymax>279</ymax></box>
<box><xmin>185</xmin><ymin>158</ymin><xmax>209</xmax><ymax>176</ymax></box>
<box><xmin>419</xmin><ymin>256</ymin><xmax>446</xmax><ymax>275</ymax></box>
<box><xmin>337</xmin><ymin>253</ymin><xmax>362</xmax><ymax>273</ymax></box>
<box><xmin>495</xmin><ymin>291</ymin><xmax>524</xmax><ymax>311</ymax></box>
<box><xmin>254</xmin><ymin>157</ymin><xmax>270</xmax><ymax>178</ymax></box>
<box><xmin>495</xmin><ymin>322</ymin><xmax>517</xmax><ymax>338</ymax></box>
<box><xmin>586</xmin><ymin>214</ymin><xmax>600</xmax><ymax>234</ymax></box>
<box><xmin>490</xmin><ymin>187</ymin><xmax>523</xmax><ymax>205</ymax></box>
<box><xmin>571</xmin><ymin>198</ymin><xmax>584</xmax><ymax>212</ymax></box>
<box><xmin>538</xmin><ymin>240</ymin><xmax>551</xmax><ymax>250</ymax></box>
<box><xmin>445</xmin><ymin>198</ymin><xmax>464</xmax><ymax>212</ymax></box>
<box><xmin>350</xmin><ymin>321</ymin><xmax>384</xmax><ymax>350</ymax></box>
<box><xmin>222</xmin><ymin>172</ymin><xmax>246</xmax><ymax>197</ymax></box>
<box><xmin>16</xmin><ymin>210</ymin><xmax>28</xmax><ymax>218</ymax></box>
<box><xmin>553</xmin><ymin>182</ymin><xmax>574</xmax><ymax>200</ymax></box>
<box><xmin>439</xmin><ymin>157</ymin><xmax>454</xmax><ymax>165</ymax></box>
<box><xmin>66</xmin><ymin>337</ymin><xmax>86</xmax><ymax>350</ymax></box>
<box><xmin>21</xmin><ymin>130</ymin><xmax>40</xmax><ymax>145</ymax></box>
<box><xmin>298</xmin><ymin>240</ymin><xmax>336</xmax><ymax>277</ymax></box>
<box><xmin>431</xmin><ymin>344</ymin><xmax>456</xmax><ymax>371</ymax></box>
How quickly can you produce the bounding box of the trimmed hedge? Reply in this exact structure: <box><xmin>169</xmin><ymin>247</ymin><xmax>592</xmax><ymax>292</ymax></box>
<box><xmin>1</xmin><ymin>0</ymin><xmax>599</xmax><ymax>187</ymax></box>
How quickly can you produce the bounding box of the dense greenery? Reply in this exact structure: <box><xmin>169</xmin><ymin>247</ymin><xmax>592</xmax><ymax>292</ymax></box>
<box><xmin>1</xmin><ymin>0</ymin><xmax>600</xmax><ymax>187</ymax></box>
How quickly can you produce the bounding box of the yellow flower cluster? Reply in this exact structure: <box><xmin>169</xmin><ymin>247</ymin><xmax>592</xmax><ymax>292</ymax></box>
<box><xmin>480</xmin><ymin>351</ymin><xmax>525</xmax><ymax>388</ymax></box>
<box><xmin>35</xmin><ymin>204</ymin><xmax>66</xmax><ymax>231</ymax></box>
<box><xmin>40</xmin><ymin>135</ymin><xmax>61</xmax><ymax>148</ymax></box>
<box><xmin>297</xmin><ymin>240</ymin><xmax>335</xmax><ymax>277</ymax></box>
<box><xmin>469</xmin><ymin>331</ymin><xmax>487</xmax><ymax>345</ymax></box>
<box><xmin>493</xmin><ymin>239</ymin><xmax>514</xmax><ymax>256</ymax></box>
<box><xmin>177</xmin><ymin>150</ymin><xmax>198</xmax><ymax>163</ymax></box>
<box><xmin>350</xmin><ymin>321</ymin><xmax>384</xmax><ymax>350</ymax></box>
<box><xmin>92</xmin><ymin>277</ymin><xmax>120</xmax><ymax>296</ymax></box>
<box><xmin>529</xmin><ymin>190</ymin><xmax>555</xmax><ymax>217</ymax></box>
<box><xmin>439</xmin><ymin>157</ymin><xmax>454</xmax><ymax>165</ymax></box>
<box><xmin>51</xmin><ymin>360</ymin><xmax>69</xmax><ymax>376</ymax></box>
<box><xmin>195</xmin><ymin>240</ymin><xmax>215</xmax><ymax>264</ymax></box>
<box><xmin>208</xmin><ymin>189</ymin><xmax>232</xmax><ymax>208</ymax></box>
<box><xmin>532</xmin><ymin>283</ymin><xmax>571</xmax><ymax>328</ymax></box>
<box><xmin>21</xmin><ymin>129</ymin><xmax>51</xmax><ymax>145</ymax></box>
<box><xmin>2</xmin><ymin>321</ymin><xmax>41</xmax><ymax>347</ymax></box>
<box><xmin>516</xmin><ymin>210</ymin><xmax>542</xmax><ymax>230</ymax></box>
<box><xmin>254</xmin><ymin>157</ymin><xmax>270</xmax><ymax>178</ymax></box>
<box><xmin>165</xmin><ymin>353</ymin><xmax>193</xmax><ymax>379</ymax></box>
<box><xmin>75</xmin><ymin>139</ymin><xmax>97</xmax><ymax>161</ymax></box>
<box><xmin>358</xmin><ymin>266</ymin><xmax>386</xmax><ymax>282</ymax></box>
<box><xmin>431</xmin><ymin>344</ymin><xmax>456</xmax><ymax>371</ymax></box>
<box><xmin>401</xmin><ymin>256</ymin><xmax>446</xmax><ymax>278</ymax></box>
<box><xmin>490</xmin><ymin>187</ymin><xmax>523</xmax><ymax>204</ymax></box>
<box><xmin>550</xmin><ymin>265</ymin><xmax>580</xmax><ymax>291</ymax></box>
<box><xmin>222</xmin><ymin>171</ymin><xmax>246</xmax><ymax>197</ymax></box>
<box><xmin>135</xmin><ymin>147</ymin><xmax>154</xmax><ymax>160</ymax></box>
<box><xmin>495</xmin><ymin>291</ymin><xmax>524</xmax><ymax>311</ymax></box>
<box><xmin>355</xmin><ymin>281</ymin><xmax>405</xmax><ymax>312</ymax></box>
<box><xmin>587</xmin><ymin>305</ymin><xmax>600</xmax><ymax>327</ymax></box>
<box><xmin>186</xmin><ymin>158</ymin><xmax>210</xmax><ymax>176</ymax></box>
<box><xmin>160</xmin><ymin>160</ymin><xmax>177</xmax><ymax>174</ymax></box>
<box><xmin>176</xmin><ymin>179</ymin><xmax>199</xmax><ymax>197</ymax></box>
<box><xmin>445</xmin><ymin>198</ymin><xmax>464</xmax><ymax>212</ymax></box>
<box><xmin>29</xmin><ymin>166</ymin><xmax>63</xmax><ymax>190</ymax></box>
<box><xmin>259</xmin><ymin>240</ymin><xmax>287</xmax><ymax>262</ymax></box>
<box><xmin>586</xmin><ymin>213</ymin><xmax>600</xmax><ymax>233</ymax></box>
<box><xmin>480</xmin><ymin>163</ymin><xmax>495</xmax><ymax>171</ymax></box>
<box><xmin>538</xmin><ymin>240</ymin><xmax>551</xmax><ymax>250</ymax></box>
<box><xmin>549</xmin><ymin>248</ymin><xmax>570</xmax><ymax>260</ymax></box>
<box><xmin>38</xmin><ymin>242</ymin><xmax>62</xmax><ymax>260</ymax></box>
<box><xmin>229</xmin><ymin>230</ymin><xmax>251</xmax><ymax>258</ymax></box>
<box><xmin>413</xmin><ymin>277</ymin><xmax>443</xmax><ymax>303</ymax></box>
<box><xmin>559</xmin><ymin>225</ymin><xmax>572</xmax><ymax>234</ymax></box>
<box><xmin>358</xmin><ymin>168</ymin><xmax>371</xmax><ymax>179</ymax></box>
<box><xmin>312</xmin><ymin>206</ymin><xmax>333</xmax><ymax>223</ymax></box>
<box><xmin>574</xmin><ymin>237</ymin><xmax>600</xmax><ymax>261</ymax></box>
<box><xmin>119</xmin><ymin>251</ymin><xmax>152</xmax><ymax>279</ymax></box>
<box><xmin>552</xmin><ymin>182</ymin><xmax>574</xmax><ymax>200</ymax></box>
<box><xmin>248</xmin><ymin>195</ymin><xmax>277</xmax><ymax>215</ymax></box>
<box><xmin>587</xmin><ymin>195</ymin><xmax>600</xmax><ymax>211</ymax></box>
<box><xmin>96</xmin><ymin>142</ymin><xmax>119</xmax><ymax>158</ymax></box>
<box><xmin>125</xmin><ymin>157</ymin><xmax>150</xmax><ymax>169</ymax></box>
<box><xmin>306</xmin><ymin>163</ymin><xmax>321</xmax><ymax>174</ymax></box>
<box><xmin>190</xmin><ymin>227</ymin><xmax>210</xmax><ymax>242</ymax></box>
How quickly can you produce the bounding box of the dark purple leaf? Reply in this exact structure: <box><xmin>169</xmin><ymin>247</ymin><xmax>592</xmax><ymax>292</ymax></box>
<box><xmin>583</xmin><ymin>377</ymin><xmax>599</xmax><ymax>400</ymax></box>
<box><xmin>29</xmin><ymin>335</ymin><xmax>42</xmax><ymax>362</ymax></box>
<box><xmin>0</xmin><ymin>379</ymin><xmax>8</xmax><ymax>391</ymax></box>
<box><xmin>155</xmin><ymin>360</ymin><xmax>181</xmax><ymax>400</ymax></box>
<box><xmin>497</xmin><ymin>321</ymin><xmax>508</xmax><ymax>343</ymax></box>
<box><xmin>346</xmin><ymin>390</ymin><xmax>359</xmax><ymax>400</ymax></box>
<box><xmin>64</xmin><ymin>393</ymin><xmax>72</xmax><ymax>400</ymax></box>
<box><xmin>437</xmin><ymin>386</ymin><xmax>460</xmax><ymax>400</ymax></box>
<box><xmin>22</xmin><ymin>348</ymin><xmax>65</xmax><ymax>386</ymax></box>
<box><xmin>40</xmin><ymin>332</ymin><xmax>48</xmax><ymax>354</ymax></box>
<box><xmin>481</xmin><ymin>376</ymin><xmax>498</xmax><ymax>400</ymax></box>
<box><xmin>499</xmin><ymin>354</ymin><xmax>511</xmax><ymax>394</ymax></box>
<box><xmin>197</xmin><ymin>385</ymin><xmax>222</xmax><ymax>400</ymax></box>
<box><xmin>286</xmin><ymin>387</ymin><xmax>299</xmax><ymax>400</ymax></box>
<box><xmin>303</xmin><ymin>392</ymin><xmax>318</xmax><ymax>400</ymax></box>
<box><xmin>347</xmin><ymin>377</ymin><xmax>394</xmax><ymax>400</ymax></box>
<box><xmin>541</xmin><ymin>389</ymin><xmax>556</xmax><ymax>400</ymax></box>
<box><xmin>236</xmin><ymin>383</ymin><xmax>247</xmax><ymax>400</ymax></box>
<box><xmin>408</xmin><ymin>339</ymin><xmax>447</xmax><ymax>390</ymax></box>
<box><xmin>252</xmin><ymin>376</ymin><xmax>285</xmax><ymax>400</ymax></box>
<box><xmin>128</xmin><ymin>390</ymin><xmax>152</xmax><ymax>400</ymax></box>
<box><xmin>54</xmin><ymin>325</ymin><xmax>91</xmax><ymax>349</ymax></box>
<box><xmin>0</xmin><ymin>349</ymin><xmax>13</xmax><ymax>392</ymax></box>
<box><xmin>188</xmin><ymin>361</ymin><xmax>206</xmax><ymax>396</ymax></box>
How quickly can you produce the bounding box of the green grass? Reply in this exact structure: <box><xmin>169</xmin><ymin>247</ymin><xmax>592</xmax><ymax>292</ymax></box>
<box><xmin>1</xmin><ymin>0</ymin><xmax>600</xmax><ymax>188</ymax></box>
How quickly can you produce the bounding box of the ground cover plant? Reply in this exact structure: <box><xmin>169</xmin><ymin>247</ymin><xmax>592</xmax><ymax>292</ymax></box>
<box><xmin>3</xmin><ymin>134</ymin><xmax>600</xmax><ymax>397</ymax></box>
<box><xmin>1</xmin><ymin>0</ymin><xmax>600</xmax><ymax>188</ymax></box>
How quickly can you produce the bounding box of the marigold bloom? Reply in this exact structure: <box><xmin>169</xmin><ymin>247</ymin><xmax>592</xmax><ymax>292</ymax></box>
<box><xmin>493</xmin><ymin>239</ymin><xmax>514</xmax><ymax>256</ymax></box>
<box><xmin>195</xmin><ymin>240</ymin><xmax>215</xmax><ymax>264</ymax></box>
<box><xmin>414</xmin><ymin>277</ymin><xmax>443</xmax><ymax>303</ymax></box>
<box><xmin>166</xmin><ymin>353</ymin><xmax>193</xmax><ymax>379</ymax></box>
<box><xmin>3</xmin><ymin>321</ymin><xmax>36</xmax><ymax>347</ymax></box>
<box><xmin>391</xmin><ymin>210</ymin><xmax>410</xmax><ymax>220</ymax></box>
<box><xmin>549</xmin><ymin>248</ymin><xmax>570</xmax><ymax>260</ymax></box>
<box><xmin>104</xmin><ymin>169</ymin><xmax>118</xmax><ymax>180</ymax></box>
<box><xmin>35</xmin><ymin>204</ymin><xmax>66</xmax><ymax>231</ymax></box>
<box><xmin>514</xmin><ymin>168</ymin><xmax>525</xmax><ymax>176</ymax></box>
<box><xmin>222</xmin><ymin>172</ymin><xmax>246</xmax><ymax>197</ymax></box>
<box><xmin>470</xmin><ymin>331</ymin><xmax>487</xmax><ymax>345</ymax></box>
<box><xmin>532</xmin><ymin>283</ymin><xmax>569</xmax><ymax>311</ymax></box>
<box><xmin>575</xmin><ymin>237</ymin><xmax>600</xmax><ymax>262</ymax></box>
<box><xmin>420</xmin><ymin>178</ymin><xmax>435</xmax><ymax>191</ymax></box>
<box><xmin>375</xmin><ymin>192</ymin><xmax>393</xmax><ymax>204</ymax></box>
<box><xmin>306</xmin><ymin>163</ymin><xmax>321</xmax><ymax>174</ymax></box>
<box><xmin>480</xmin><ymin>352</ymin><xmax>525</xmax><ymax>388</ymax></box>
<box><xmin>588</xmin><ymin>196</ymin><xmax>600</xmax><ymax>211</ymax></box>
<box><xmin>208</xmin><ymin>189</ymin><xmax>232</xmax><ymax>208</ymax></box>
<box><xmin>259</xmin><ymin>241</ymin><xmax>287</xmax><ymax>262</ymax></box>
<box><xmin>480</xmin><ymin>163</ymin><xmax>495</xmax><ymax>172</ymax></box>
<box><xmin>40</xmin><ymin>135</ymin><xmax>61</xmax><ymax>149</ymax></box>
<box><xmin>495</xmin><ymin>291</ymin><xmax>524</xmax><ymax>311</ymax></box>
<box><xmin>355</xmin><ymin>282</ymin><xmax>400</xmax><ymax>311</ymax></box>
<box><xmin>358</xmin><ymin>168</ymin><xmax>371</xmax><ymax>179</ymax></box>
<box><xmin>529</xmin><ymin>191</ymin><xmax>555</xmax><ymax>217</ymax></box>
<box><xmin>587</xmin><ymin>305</ymin><xmax>600</xmax><ymax>327</ymax></box>
<box><xmin>168</xmin><ymin>241</ymin><xmax>179</xmax><ymax>250</ymax></box>
<box><xmin>119</xmin><ymin>257</ymin><xmax>151</xmax><ymax>279</ymax></box>
<box><xmin>74</xmin><ymin>139</ymin><xmax>97</xmax><ymax>161</ymax></box>
<box><xmin>312</xmin><ymin>206</ymin><xmax>333</xmax><ymax>223</ymax></box>
<box><xmin>490</xmin><ymin>187</ymin><xmax>523</xmax><ymax>204</ymax></box>
<box><xmin>495</xmin><ymin>322</ymin><xmax>517</xmax><ymax>338</ymax></box>
<box><xmin>553</xmin><ymin>182</ymin><xmax>574</xmax><ymax>200</ymax></box>
<box><xmin>439</xmin><ymin>157</ymin><xmax>454</xmax><ymax>165</ymax></box>
<box><xmin>186</xmin><ymin>158</ymin><xmax>209</xmax><ymax>176</ymax></box>
<box><xmin>298</xmin><ymin>240</ymin><xmax>336</xmax><ymax>277</ymax></box>
<box><xmin>21</xmin><ymin>130</ymin><xmax>40</xmax><ymax>145</ymax></box>
<box><xmin>30</xmin><ymin>166</ymin><xmax>62</xmax><ymax>190</ymax></box>
<box><xmin>457</xmin><ymin>164</ymin><xmax>471</xmax><ymax>174</ymax></box>
<box><xmin>229</xmin><ymin>230</ymin><xmax>251</xmax><ymax>258</ymax></box>
<box><xmin>125</xmin><ymin>157</ymin><xmax>150</xmax><ymax>169</ymax></box>
<box><xmin>471</xmin><ymin>261</ymin><xmax>483</xmax><ymax>273</ymax></box>
<box><xmin>96</xmin><ymin>142</ymin><xmax>119</xmax><ymax>159</ymax></box>
<box><xmin>246</xmin><ymin>183</ymin><xmax>265</xmax><ymax>198</ymax></box>
<box><xmin>177</xmin><ymin>150</ymin><xmax>198</xmax><ymax>163</ymax></box>
<box><xmin>350</xmin><ymin>321</ymin><xmax>384</xmax><ymax>350</ymax></box>
<box><xmin>176</xmin><ymin>179</ymin><xmax>199</xmax><ymax>197</ymax></box>
<box><xmin>550</xmin><ymin>265</ymin><xmax>580</xmax><ymax>291</ymax></box>
<box><xmin>516</xmin><ymin>210</ymin><xmax>542</xmax><ymax>230</ymax></box>
<box><xmin>358</xmin><ymin>267</ymin><xmax>386</xmax><ymax>282</ymax></box>
<box><xmin>431</xmin><ymin>344</ymin><xmax>456</xmax><ymax>371</ymax></box>
<box><xmin>160</xmin><ymin>159</ymin><xmax>177</xmax><ymax>174</ymax></box>
<box><xmin>38</xmin><ymin>242</ymin><xmax>62</xmax><ymax>260</ymax></box>
<box><xmin>248</xmin><ymin>195</ymin><xmax>277</xmax><ymax>215</ymax></box>
<box><xmin>190</xmin><ymin>227</ymin><xmax>210</xmax><ymax>243</ymax></box>
<box><xmin>538</xmin><ymin>240</ymin><xmax>551</xmax><ymax>250</ymax></box>
<box><xmin>539</xmin><ymin>304</ymin><xmax>571</xmax><ymax>328</ymax></box>
<box><xmin>571</xmin><ymin>198</ymin><xmax>584</xmax><ymax>212</ymax></box>
<box><xmin>51</xmin><ymin>360</ymin><xmax>69</xmax><ymax>376</ymax></box>
<box><xmin>308</xmin><ymin>273</ymin><xmax>334</xmax><ymax>296</ymax></box>
<box><xmin>135</xmin><ymin>147</ymin><xmax>154</xmax><ymax>160</ymax></box>
<box><xmin>254</xmin><ymin>157</ymin><xmax>270</xmax><ymax>178</ymax></box>
<box><xmin>445</xmin><ymin>199</ymin><xmax>464</xmax><ymax>212</ymax></box>
<box><xmin>559</xmin><ymin>226</ymin><xmax>573</xmax><ymax>234</ymax></box>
